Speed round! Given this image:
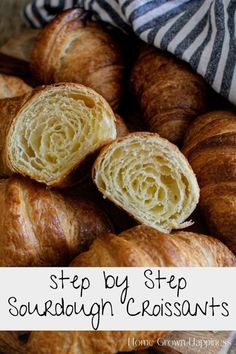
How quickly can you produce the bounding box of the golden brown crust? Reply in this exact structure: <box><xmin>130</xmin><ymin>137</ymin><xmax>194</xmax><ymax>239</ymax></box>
<box><xmin>130</xmin><ymin>45</ymin><xmax>208</xmax><ymax>143</ymax></box>
<box><xmin>26</xmin><ymin>330</ymin><xmax>168</xmax><ymax>354</ymax></box>
<box><xmin>0</xmin><ymin>176</ymin><xmax>112</xmax><ymax>266</ymax></box>
<box><xmin>20</xmin><ymin>225</ymin><xmax>235</xmax><ymax>354</ymax></box>
<box><xmin>31</xmin><ymin>9</ymin><xmax>124</xmax><ymax>109</ymax></box>
<box><xmin>183</xmin><ymin>111</ymin><xmax>236</xmax><ymax>253</ymax></box>
<box><xmin>0</xmin><ymin>332</ymin><xmax>28</xmax><ymax>354</ymax></box>
<box><xmin>72</xmin><ymin>225</ymin><xmax>236</xmax><ymax>268</ymax></box>
<box><xmin>0</xmin><ymin>29</ymin><xmax>40</xmax><ymax>62</ymax></box>
<box><xmin>0</xmin><ymin>73</ymin><xmax>31</xmax><ymax>99</ymax></box>
<box><xmin>200</xmin><ymin>183</ymin><xmax>236</xmax><ymax>254</ymax></box>
<box><xmin>183</xmin><ymin>110</ymin><xmax>236</xmax><ymax>147</ymax></box>
<box><xmin>0</xmin><ymin>83</ymin><xmax>117</xmax><ymax>187</ymax></box>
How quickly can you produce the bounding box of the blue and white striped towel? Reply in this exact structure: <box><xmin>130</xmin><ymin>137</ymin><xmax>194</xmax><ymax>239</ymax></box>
<box><xmin>24</xmin><ymin>0</ymin><xmax>236</xmax><ymax>105</ymax></box>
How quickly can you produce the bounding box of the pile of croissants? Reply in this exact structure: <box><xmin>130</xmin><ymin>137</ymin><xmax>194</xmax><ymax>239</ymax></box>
<box><xmin>0</xmin><ymin>7</ymin><xmax>235</xmax><ymax>354</ymax></box>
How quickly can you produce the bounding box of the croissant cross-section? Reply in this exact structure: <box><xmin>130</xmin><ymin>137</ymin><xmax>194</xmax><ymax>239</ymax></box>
<box><xmin>93</xmin><ymin>133</ymin><xmax>199</xmax><ymax>233</ymax></box>
<box><xmin>0</xmin><ymin>83</ymin><xmax>117</xmax><ymax>187</ymax></box>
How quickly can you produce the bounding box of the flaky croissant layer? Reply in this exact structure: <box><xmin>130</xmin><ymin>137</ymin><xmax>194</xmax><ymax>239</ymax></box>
<box><xmin>93</xmin><ymin>132</ymin><xmax>200</xmax><ymax>233</ymax></box>
<box><xmin>0</xmin><ymin>83</ymin><xmax>117</xmax><ymax>187</ymax></box>
<box><xmin>0</xmin><ymin>176</ymin><xmax>112</xmax><ymax>266</ymax></box>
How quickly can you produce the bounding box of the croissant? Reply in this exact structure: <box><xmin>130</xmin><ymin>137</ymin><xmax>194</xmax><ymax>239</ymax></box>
<box><xmin>0</xmin><ymin>73</ymin><xmax>31</xmax><ymax>99</ymax></box>
<box><xmin>93</xmin><ymin>132</ymin><xmax>199</xmax><ymax>233</ymax></box>
<box><xmin>0</xmin><ymin>332</ymin><xmax>28</xmax><ymax>354</ymax></box>
<box><xmin>0</xmin><ymin>83</ymin><xmax>116</xmax><ymax>187</ymax></box>
<box><xmin>182</xmin><ymin>110</ymin><xmax>236</xmax><ymax>254</ymax></box>
<box><xmin>16</xmin><ymin>225</ymin><xmax>235</xmax><ymax>354</ymax></box>
<box><xmin>31</xmin><ymin>9</ymin><xmax>124</xmax><ymax>110</ymax></box>
<box><xmin>130</xmin><ymin>45</ymin><xmax>208</xmax><ymax>143</ymax></box>
<box><xmin>0</xmin><ymin>176</ymin><xmax>112</xmax><ymax>266</ymax></box>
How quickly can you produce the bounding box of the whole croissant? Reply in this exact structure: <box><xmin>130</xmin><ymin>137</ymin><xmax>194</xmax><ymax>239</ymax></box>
<box><xmin>10</xmin><ymin>225</ymin><xmax>233</xmax><ymax>354</ymax></box>
<box><xmin>183</xmin><ymin>111</ymin><xmax>236</xmax><ymax>254</ymax></box>
<box><xmin>0</xmin><ymin>83</ymin><xmax>116</xmax><ymax>187</ymax></box>
<box><xmin>31</xmin><ymin>9</ymin><xmax>124</xmax><ymax>110</ymax></box>
<box><xmin>0</xmin><ymin>73</ymin><xmax>31</xmax><ymax>99</ymax></box>
<box><xmin>130</xmin><ymin>45</ymin><xmax>208</xmax><ymax>143</ymax></box>
<box><xmin>0</xmin><ymin>176</ymin><xmax>112</xmax><ymax>266</ymax></box>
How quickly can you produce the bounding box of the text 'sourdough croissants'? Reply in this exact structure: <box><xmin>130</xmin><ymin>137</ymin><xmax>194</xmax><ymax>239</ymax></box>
<box><xmin>0</xmin><ymin>176</ymin><xmax>112</xmax><ymax>266</ymax></box>
<box><xmin>130</xmin><ymin>46</ymin><xmax>208</xmax><ymax>143</ymax></box>
<box><xmin>0</xmin><ymin>83</ymin><xmax>117</xmax><ymax>187</ymax></box>
<box><xmin>183</xmin><ymin>111</ymin><xmax>236</xmax><ymax>254</ymax></box>
<box><xmin>31</xmin><ymin>9</ymin><xmax>124</xmax><ymax>110</ymax></box>
<box><xmin>5</xmin><ymin>225</ymin><xmax>235</xmax><ymax>354</ymax></box>
<box><xmin>93</xmin><ymin>133</ymin><xmax>200</xmax><ymax>233</ymax></box>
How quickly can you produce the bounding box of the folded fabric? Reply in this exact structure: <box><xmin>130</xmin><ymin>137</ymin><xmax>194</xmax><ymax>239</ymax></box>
<box><xmin>23</xmin><ymin>0</ymin><xmax>236</xmax><ymax>106</ymax></box>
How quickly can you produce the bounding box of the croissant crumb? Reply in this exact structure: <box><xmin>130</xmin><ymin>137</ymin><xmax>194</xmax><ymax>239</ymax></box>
<box><xmin>93</xmin><ymin>132</ymin><xmax>199</xmax><ymax>233</ymax></box>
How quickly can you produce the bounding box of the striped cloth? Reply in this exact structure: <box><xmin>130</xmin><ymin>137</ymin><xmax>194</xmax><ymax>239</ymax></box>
<box><xmin>24</xmin><ymin>0</ymin><xmax>236</xmax><ymax>105</ymax></box>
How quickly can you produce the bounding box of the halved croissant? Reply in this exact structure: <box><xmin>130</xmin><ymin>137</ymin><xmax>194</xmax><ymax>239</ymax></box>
<box><xmin>130</xmin><ymin>45</ymin><xmax>208</xmax><ymax>143</ymax></box>
<box><xmin>0</xmin><ymin>176</ymin><xmax>112</xmax><ymax>266</ymax></box>
<box><xmin>31</xmin><ymin>9</ymin><xmax>124</xmax><ymax>110</ymax></box>
<box><xmin>0</xmin><ymin>73</ymin><xmax>31</xmax><ymax>99</ymax></box>
<box><xmin>183</xmin><ymin>111</ymin><xmax>236</xmax><ymax>254</ymax></box>
<box><xmin>23</xmin><ymin>225</ymin><xmax>235</xmax><ymax>354</ymax></box>
<box><xmin>93</xmin><ymin>132</ymin><xmax>199</xmax><ymax>233</ymax></box>
<box><xmin>0</xmin><ymin>83</ymin><xmax>116</xmax><ymax>187</ymax></box>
